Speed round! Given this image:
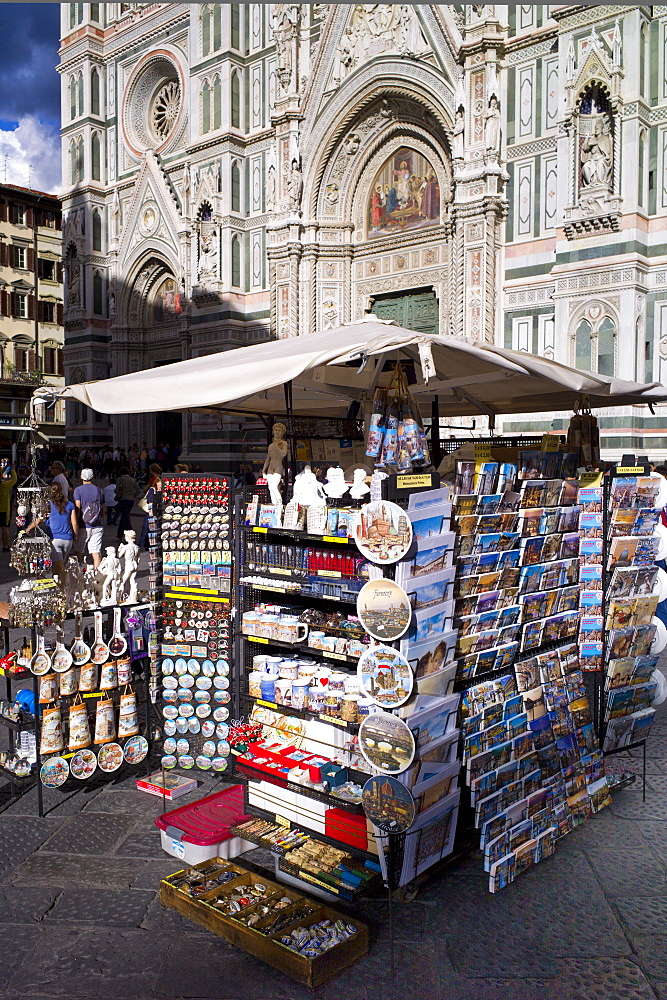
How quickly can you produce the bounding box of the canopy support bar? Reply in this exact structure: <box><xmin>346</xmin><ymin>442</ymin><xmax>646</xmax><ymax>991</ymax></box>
<box><xmin>454</xmin><ymin>387</ymin><xmax>498</xmax><ymax>432</ymax></box>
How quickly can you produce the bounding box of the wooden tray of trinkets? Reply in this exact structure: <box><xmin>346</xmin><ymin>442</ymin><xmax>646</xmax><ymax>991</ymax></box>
<box><xmin>160</xmin><ymin>858</ymin><xmax>369</xmax><ymax>987</ymax></box>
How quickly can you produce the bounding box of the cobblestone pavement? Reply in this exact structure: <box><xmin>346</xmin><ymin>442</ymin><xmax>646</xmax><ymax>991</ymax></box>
<box><xmin>0</xmin><ymin>715</ymin><xmax>665</xmax><ymax>1000</ymax></box>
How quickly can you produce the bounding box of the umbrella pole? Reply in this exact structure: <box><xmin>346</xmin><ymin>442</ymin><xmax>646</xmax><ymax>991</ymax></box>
<box><xmin>431</xmin><ymin>395</ymin><xmax>442</xmax><ymax>468</ymax></box>
<box><xmin>283</xmin><ymin>380</ymin><xmax>296</xmax><ymax>495</ymax></box>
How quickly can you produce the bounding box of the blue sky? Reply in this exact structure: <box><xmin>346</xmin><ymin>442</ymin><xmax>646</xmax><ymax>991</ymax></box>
<box><xmin>0</xmin><ymin>4</ymin><xmax>61</xmax><ymax>193</ymax></box>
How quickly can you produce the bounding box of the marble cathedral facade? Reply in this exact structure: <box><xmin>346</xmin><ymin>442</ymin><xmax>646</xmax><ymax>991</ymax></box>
<box><xmin>59</xmin><ymin>4</ymin><xmax>667</xmax><ymax>464</ymax></box>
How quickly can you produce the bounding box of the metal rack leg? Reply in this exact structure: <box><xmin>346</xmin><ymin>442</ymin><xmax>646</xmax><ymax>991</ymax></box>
<box><xmin>642</xmin><ymin>740</ymin><xmax>646</xmax><ymax>803</ymax></box>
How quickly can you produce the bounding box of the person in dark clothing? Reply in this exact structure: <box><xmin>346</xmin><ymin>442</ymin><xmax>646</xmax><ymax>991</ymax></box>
<box><xmin>114</xmin><ymin>467</ymin><xmax>139</xmax><ymax>540</ymax></box>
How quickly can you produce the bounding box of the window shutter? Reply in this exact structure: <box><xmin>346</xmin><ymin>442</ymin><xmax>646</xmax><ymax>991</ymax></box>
<box><xmin>25</xmin><ymin>208</ymin><xmax>33</xmax><ymax>227</ymax></box>
<box><xmin>0</xmin><ymin>203</ymin><xmax>6</xmax><ymax>222</ymax></box>
<box><xmin>37</xmin><ymin>300</ymin><xmax>44</xmax><ymax>323</ymax></box>
<box><xmin>57</xmin><ymin>303</ymin><xmax>63</xmax><ymax>325</ymax></box>
<box><xmin>28</xmin><ymin>350</ymin><xmax>36</xmax><ymax>372</ymax></box>
<box><xmin>10</xmin><ymin>293</ymin><xmax>16</xmax><ymax>318</ymax></box>
<box><xmin>0</xmin><ymin>242</ymin><xmax>6</xmax><ymax>267</ymax></box>
<box><xmin>0</xmin><ymin>291</ymin><xmax>7</xmax><ymax>316</ymax></box>
<box><xmin>27</xmin><ymin>296</ymin><xmax>35</xmax><ymax>320</ymax></box>
<box><xmin>56</xmin><ymin>263</ymin><xmax>63</xmax><ymax>283</ymax></box>
<box><xmin>27</xmin><ymin>248</ymin><xmax>35</xmax><ymax>271</ymax></box>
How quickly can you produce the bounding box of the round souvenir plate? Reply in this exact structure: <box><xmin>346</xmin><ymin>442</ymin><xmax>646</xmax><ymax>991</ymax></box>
<box><xmin>161</xmin><ymin>658</ymin><xmax>175</xmax><ymax>675</ymax></box>
<box><xmin>358</xmin><ymin>712</ymin><xmax>415</xmax><ymax>775</ymax></box>
<box><xmin>195</xmin><ymin>690</ymin><xmax>211</xmax><ymax>704</ymax></box>
<box><xmin>202</xmin><ymin>740</ymin><xmax>217</xmax><ymax>757</ymax></box>
<box><xmin>211</xmin><ymin>757</ymin><xmax>229</xmax><ymax>772</ymax></box>
<box><xmin>178</xmin><ymin>754</ymin><xmax>194</xmax><ymax>769</ymax></box>
<box><xmin>196</xmin><ymin>703</ymin><xmax>211</xmax><ymax>719</ymax></box>
<box><xmin>178</xmin><ymin>704</ymin><xmax>195</xmax><ymax>718</ymax></box>
<box><xmin>655</xmin><ymin>522</ymin><xmax>667</xmax><ymax>561</ymax></box>
<box><xmin>188</xmin><ymin>718</ymin><xmax>201</xmax><ymax>734</ymax></box>
<box><xmin>357</xmin><ymin>645</ymin><xmax>414</xmax><ymax>709</ymax></box>
<box><xmin>123</xmin><ymin>735</ymin><xmax>148</xmax><ymax>764</ymax></box>
<box><xmin>162</xmin><ymin>690</ymin><xmax>178</xmax><ymax>704</ymax></box>
<box><xmin>163</xmin><ymin>720</ymin><xmax>177</xmax><ymax>736</ymax></box>
<box><xmin>187</xmin><ymin>659</ymin><xmax>201</xmax><ymax>676</ymax></box>
<box><xmin>98</xmin><ymin>743</ymin><xmax>124</xmax><ymax>773</ymax></box>
<box><xmin>650</xmin><ymin>472</ymin><xmax>667</xmax><ymax>511</ymax></box>
<box><xmin>213</xmin><ymin>690</ymin><xmax>231</xmax><ymax>704</ymax></box>
<box><xmin>161</xmin><ymin>754</ymin><xmax>177</xmax><ymax>769</ymax></box>
<box><xmin>213</xmin><ymin>707</ymin><xmax>229</xmax><ymax>722</ymax></box>
<box><xmin>357</xmin><ymin>578</ymin><xmax>412</xmax><ymax>642</ymax></box>
<box><xmin>175</xmin><ymin>658</ymin><xmax>188</xmax><ymax>676</ymax></box>
<box><xmin>176</xmin><ymin>738</ymin><xmax>190</xmax><ymax>755</ymax></box>
<box><xmin>354</xmin><ymin>500</ymin><xmax>414</xmax><ymax>565</ymax></box>
<box><xmin>217</xmin><ymin>740</ymin><xmax>230</xmax><ymax>756</ymax></box>
<box><xmin>362</xmin><ymin>775</ymin><xmax>415</xmax><ymax>833</ymax></box>
<box><xmin>176</xmin><ymin>718</ymin><xmax>189</xmax><ymax>734</ymax></box>
<box><xmin>196</xmin><ymin>676</ymin><xmax>212</xmax><ymax>690</ymax></box>
<box><xmin>651</xmin><ymin>616</ymin><xmax>667</xmax><ymax>654</ymax></box>
<box><xmin>215</xmin><ymin>659</ymin><xmax>229</xmax><ymax>675</ymax></box>
<box><xmin>202</xmin><ymin>660</ymin><xmax>215</xmax><ymax>677</ymax></box>
<box><xmin>163</xmin><ymin>676</ymin><xmax>178</xmax><ymax>690</ymax></box>
<box><xmin>163</xmin><ymin>738</ymin><xmax>177</xmax><ymax>754</ymax></box>
<box><xmin>653</xmin><ymin>567</ymin><xmax>667</xmax><ymax>604</ymax></box>
<box><xmin>202</xmin><ymin>720</ymin><xmax>216</xmax><ymax>738</ymax></box>
<box><xmin>163</xmin><ymin>705</ymin><xmax>178</xmax><ymax>720</ymax></box>
<box><xmin>40</xmin><ymin>756</ymin><xmax>70</xmax><ymax>788</ymax></box>
<box><xmin>215</xmin><ymin>722</ymin><xmax>229</xmax><ymax>739</ymax></box>
<box><xmin>180</xmin><ymin>674</ymin><xmax>195</xmax><ymax>689</ymax></box>
<box><xmin>177</xmin><ymin>688</ymin><xmax>194</xmax><ymax>702</ymax></box>
<box><xmin>196</xmin><ymin>755</ymin><xmax>212</xmax><ymax>771</ymax></box>
<box><xmin>213</xmin><ymin>676</ymin><xmax>229</xmax><ymax>690</ymax></box>
<box><xmin>70</xmin><ymin>748</ymin><xmax>97</xmax><ymax>780</ymax></box>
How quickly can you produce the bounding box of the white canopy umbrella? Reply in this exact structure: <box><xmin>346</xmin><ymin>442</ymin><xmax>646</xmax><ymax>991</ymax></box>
<box><xmin>33</xmin><ymin>317</ymin><xmax>667</xmax><ymax>426</ymax></box>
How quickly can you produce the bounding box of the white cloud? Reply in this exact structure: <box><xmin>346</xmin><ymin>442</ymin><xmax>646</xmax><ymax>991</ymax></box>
<box><xmin>0</xmin><ymin>116</ymin><xmax>61</xmax><ymax>196</ymax></box>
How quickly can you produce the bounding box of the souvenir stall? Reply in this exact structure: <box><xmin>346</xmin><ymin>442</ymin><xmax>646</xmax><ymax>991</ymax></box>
<box><xmin>33</xmin><ymin>320</ymin><xmax>667</xmax><ymax>972</ymax></box>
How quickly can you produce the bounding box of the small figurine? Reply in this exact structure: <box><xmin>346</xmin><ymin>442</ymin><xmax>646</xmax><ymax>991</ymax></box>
<box><xmin>292</xmin><ymin>465</ymin><xmax>326</xmax><ymax>507</ymax></box>
<box><xmin>100</xmin><ymin>546</ymin><xmax>122</xmax><ymax>606</ymax></box>
<box><xmin>349</xmin><ymin>468</ymin><xmax>371</xmax><ymax>500</ymax></box>
<box><xmin>266</xmin><ymin>472</ymin><xmax>284</xmax><ymax>509</ymax></box>
<box><xmin>118</xmin><ymin>530</ymin><xmax>139</xmax><ymax>604</ymax></box>
<box><xmin>64</xmin><ymin>556</ymin><xmax>86</xmax><ymax>613</ymax></box>
<box><xmin>323</xmin><ymin>466</ymin><xmax>348</xmax><ymax>499</ymax></box>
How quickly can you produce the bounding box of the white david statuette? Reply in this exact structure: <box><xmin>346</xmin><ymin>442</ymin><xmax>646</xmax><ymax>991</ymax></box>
<box><xmin>291</xmin><ymin>465</ymin><xmax>326</xmax><ymax>507</ymax></box>
<box><xmin>100</xmin><ymin>546</ymin><xmax>122</xmax><ymax>606</ymax></box>
<box><xmin>262</xmin><ymin>422</ymin><xmax>288</xmax><ymax>506</ymax></box>
<box><xmin>118</xmin><ymin>530</ymin><xmax>139</xmax><ymax>604</ymax></box>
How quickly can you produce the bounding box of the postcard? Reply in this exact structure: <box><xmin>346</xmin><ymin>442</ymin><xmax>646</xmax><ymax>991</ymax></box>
<box><xmin>578</xmin><ymin>487</ymin><xmax>603</xmax><ymax>512</ymax></box>
<box><xmin>579</xmin><ymin>513</ymin><xmax>603</xmax><ymax>538</ymax></box>
<box><xmin>579</xmin><ymin>641</ymin><xmax>603</xmax><ymax>672</ymax></box>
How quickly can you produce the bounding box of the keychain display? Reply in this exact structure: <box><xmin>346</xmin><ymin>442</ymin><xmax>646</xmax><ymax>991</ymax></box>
<box><xmin>68</xmin><ymin>698</ymin><xmax>92</xmax><ymax>750</ymax></box>
<box><xmin>40</xmin><ymin>704</ymin><xmax>64</xmax><ymax>755</ymax></box>
<box><xmin>94</xmin><ymin>697</ymin><xmax>116</xmax><ymax>744</ymax></box>
<box><xmin>9</xmin><ymin>583</ymin><xmax>66</xmax><ymax>629</ymax></box>
<box><xmin>10</xmin><ymin>530</ymin><xmax>53</xmax><ymax>577</ymax></box>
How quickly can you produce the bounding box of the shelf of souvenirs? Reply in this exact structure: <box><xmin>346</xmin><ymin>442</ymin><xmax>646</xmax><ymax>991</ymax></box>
<box><xmin>0</xmin><ymin>760</ymin><xmax>35</xmax><ymax>783</ymax></box>
<box><xmin>232</xmin><ymin>754</ymin><xmax>367</xmax><ymax>817</ymax></box>
<box><xmin>241</xmin><ymin>693</ymin><xmax>360</xmax><ymax>734</ymax></box>
<box><xmin>239</xmin><ymin>576</ymin><xmax>361</xmax><ymax>604</ymax></box>
<box><xmin>243</xmin><ymin>634</ymin><xmax>363</xmax><ymax>669</ymax></box>
<box><xmin>0</xmin><ymin>664</ymin><xmax>31</xmax><ymax>679</ymax></box>
<box><xmin>0</xmin><ymin>709</ymin><xmax>36</xmax><ymax>733</ymax></box>
<box><xmin>242</xmin><ymin>524</ymin><xmax>355</xmax><ymax>546</ymax></box>
<box><xmin>2</xmin><ymin>600</ymin><xmax>150</xmax><ymax>628</ymax></box>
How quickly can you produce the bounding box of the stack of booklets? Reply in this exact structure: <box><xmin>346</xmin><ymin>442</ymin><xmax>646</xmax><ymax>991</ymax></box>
<box><xmin>456</xmin><ymin>476</ymin><xmax>612</xmax><ymax>892</ymax></box>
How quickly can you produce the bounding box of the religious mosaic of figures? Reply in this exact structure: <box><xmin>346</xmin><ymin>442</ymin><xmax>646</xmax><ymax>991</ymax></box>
<box><xmin>368</xmin><ymin>147</ymin><xmax>440</xmax><ymax>238</ymax></box>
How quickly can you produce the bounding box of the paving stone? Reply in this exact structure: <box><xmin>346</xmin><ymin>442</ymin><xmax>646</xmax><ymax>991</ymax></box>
<box><xmin>554</xmin><ymin>957</ymin><xmax>656</xmax><ymax>1000</ymax></box>
<box><xmin>568</xmin><ymin>810</ymin><xmax>648</xmax><ymax>851</ymax></box>
<box><xmin>582</xmin><ymin>846</ymin><xmax>667</xmax><ymax>897</ymax></box>
<box><xmin>0</xmin><ymin>924</ymin><xmax>41</xmax><ymax>989</ymax></box>
<box><xmin>0</xmin><ymin>887</ymin><xmax>60</xmax><ymax>923</ymax></box>
<box><xmin>1</xmin><ymin>783</ymin><xmax>102</xmax><ymax>817</ymax></box>
<box><xmin>613</xmin><ymin>897</ymin><xmax>667</xmax><ymax>935</ymax></box>
<box><xmin>7</xmin><ymin>926</ymin><xmax>171</xmax><ymax>998</ymax></box>
<box><xmin>0</xmin><ymin>817</ymin><xmax>62</xmax><ymax>876</ymax></box>
<box><xmin>628</xmin><ymin>935</ymin><xmax>667</xmax><ymax>983</ymax></box>
<box><xmin>44</xmin><ymin>888</ymin><xmax>153</xmax><ymax>927</ymax></box>
<box><xmin>610</xmin><ymin>790</ymin><xmax>667</xmax><ymax>821</ymax></box>
<box><xmin>83</xmin><ymin>789</ymin><xmax>162</xmax><ymax>814</ymax></box>
<box><xmin>39</xmin><ymin>813</ymin><xmax>134</xmax><ymax>855</ymax></box>
<box><xmin>114</xmin><ymin>818</ymin><xmax>165</xmax><ymax>859</ymax></box>
<box><xmin>447</xmin><ymin>936</ymin><xmax>559</xmax><ymax>979</ymax></box>
<box><xmin>131</xmin><ymin>858</ymin><xmax>187</xmax><ymax>890</ymax></box>
<box><xmin>141</xmin><ymin>895</ymin><xmax>211</xmax><ymax>936</ymax></box>
<box><xmin>238</xmin><ymin>846</ymin><xmax>275</xmax><ymax>871</ymax></box>
<box><xmin>8</xmin><ymin>853</ymin><xmax>144</xmax><ymax>889</ymax></box>
<box><xmin>354</xmin><ymin>898</ymin><xmax>426</xmax><ymax>943</ymax></box>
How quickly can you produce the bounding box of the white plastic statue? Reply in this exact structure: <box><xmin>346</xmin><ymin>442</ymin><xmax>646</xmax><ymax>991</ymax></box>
<box><xmin>262</xmin><ymin>421</ymin><xmax>288</xmax><ymax>509</ymax></box>
<box><xmin>64</xmin><ymin>556</ymin><xmax>86</xmax><ymax>613</ymax></box>
<box><xmin>350</xmin><ymin>468</ymin><xmax>371</xmax><ymax>500</ymax></box>
<box><xmin>292</xmin><ymin>465</ymin><xmax>326</xmax><ymax>507</ymax></box>
<box><xmin>266</xmin><ymin>472</ymin><xmax>283</xmax><ymax>509</ymax></box>
<box><xmin>118</xmin><ymin>529</ymin><xmax>139</xmax><ymax>604</ymax></box>
<box><xmin>323</xmin><ymin>466</ymin><xmax>348</xmax><ymax>499</ymax></box>
<box><xmin>100</xmin><ymin>546</ymin><xmax>122</xmax><ymax>606</ymax></box>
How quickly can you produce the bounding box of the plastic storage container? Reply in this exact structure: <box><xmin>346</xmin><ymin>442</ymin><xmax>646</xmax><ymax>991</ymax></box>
<box><xmin>154</xmin><ymin>785</ymin><xmax>254</xmax><ymax>864</ymax></box>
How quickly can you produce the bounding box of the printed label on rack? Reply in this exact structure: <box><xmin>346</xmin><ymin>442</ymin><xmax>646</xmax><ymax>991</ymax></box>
<box><xmin>61</xmin><ymin>751</ymin><xmax>76</xmax><ymax>759</ymax></box>
<box><xmin>541</xmin><ymin>434</ymin><xmax>560</xmax><ymax>452</ymax></box>
<box><xmin>270</xmin><ymin>568</ymin><xmax>292</xmax><ymax>576</ymax></box>
<box><xmin>83</xmin><ymin>691</ymin><xmax>103</xmax><ymax>699</ymax></box>
<box><xmin>33</xmin><ymin>578</ymin><xmax>58</xmax><ymax>592</ymax></box>
<box><xmin>168</xmin><ymin>585</ymin><xmax>219</xmax><ymax>595</ymax></box>
<box><xmin>396</xmin><ymin>474</ymin><xmax>432</xmax><ymax>489</ymax></box>
<box><xmin>322</xmin><ymin>535</ymin><xmax>347</xmax><ymax>544</ymax></box>
<box><xmin>298</xmin><ymin>871</ymin><xmax>337</xmax><ymax>892</ymax></box>
<box><xmin>165</xmin><ymin>592</ymin><xmax>229</xmax><ymax>604</ymax></box>
<box><xmin>248</xmin><ymin>636</ymin><xmax>269</xmax><ymax>644</ymax></box>
<box><xmin>616</xmin><ymin>466</ymin><xmax>644</xmax><ymax>474</ymax></box>
<box><xmin>275</xmin><ymin>814</ymin><xmax>291</xmax><ymax>828</ymax></box>
<box><xmin>578</xmin><ymin>471</ymin><xmax>603</xmax><ymax>487</ymax></box>
<box><xmin>261</xmin><ymin>585</ymin><xmax>286</xmax><ymax>593</ymax></box>
<box><xmin>474</xmin><ymin>442</ymin><xmax>491</xmax><ymax>462</ymax></box>
<box><xmin>318</xmin><ymin>570</ymin><xmax>342</xmax><ymax>578</ymax></box>
<box><xmin>319</xmin><ymin>714</ymin><xmax>347</xmax><ymax>727</ymax></box>
<box><xmin>253</xmin><ymin>527</ymin><xmax>268</xmax><ymax>534</ymax></box>
<box><xmin>256</xmin><ymin>699</ymin><xmax>278</xmax><ymax>709</ymax></box>
<box><xmin>323</xmin><ymin>651</ymin><xmax>347</xmax><ymax>662</ymax></box>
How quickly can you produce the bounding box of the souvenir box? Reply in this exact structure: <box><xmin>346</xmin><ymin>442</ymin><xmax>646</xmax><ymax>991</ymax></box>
<box><xmin>160</xmin><ymin>858</ymin><xmax>369</xmax><ymax>987</ymax></box>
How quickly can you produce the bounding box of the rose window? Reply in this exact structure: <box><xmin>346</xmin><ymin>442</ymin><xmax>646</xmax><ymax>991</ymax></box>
<box><xmin>152</xmin><ymin>81</ymin><xmax>181</xmax><ymax>140</ymax></box>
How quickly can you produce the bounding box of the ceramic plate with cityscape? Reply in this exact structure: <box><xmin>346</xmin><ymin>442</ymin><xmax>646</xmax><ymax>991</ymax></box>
<box><xmin>354</xmin><ymin>501</ymin><xmax>413</xmax><ymax>565</ymax></box>
<box><xmin>358</xmin><ymin>712</ymin><xmax>416</xmax><ymax>774</ymax></box>
<box><xmin>362</xmin><ymin>775</ymin><xmax>416</xmax><ymax>833</ymax></box>
<box><xmin>357</xmin><ymin>644</ymin><xmax>414</xmax><ymax>708</ymax></box>
<box><xmin>357</xmin><ymin>578</ymin><xmax>412</xmax><ymax>642</ymax></box>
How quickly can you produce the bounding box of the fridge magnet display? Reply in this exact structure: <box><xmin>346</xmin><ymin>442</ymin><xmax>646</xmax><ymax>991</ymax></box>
<box><xmin>357</xmin><ymin>578</ymin><xmax>411</xmax><ymax>642</ymax></box>
<box><xmin>123</xmin><ymin>734</ymin><xmax>149</xmax><ymax>764</ymax></box>
<box><xmin>70</xmin><ymin>748</ymin><xmax>97</xmax><ymax>779</ymax></box>
<box><xmin>354</xmin><ymin>501</ymin><xmax>413</xmax><ymax>564</ymax></box>
<box><xmin>357</xmin><ymin>645</ymin><xmax>414</xmax><ymax>708</ymax></box>
<box><xmin>98</xmin><ymin>742</ymin><xmax>124</xmax><ymax>772</ymax></box>
<box><xmin>358</xmin><ymin>712</ymin><xmax>416</xmax><ymax>774</ymax></box>
<box><xmin>40</xmin><ymin>755</ymin><xmax>69</xmax><ymax>787</ymax></box>
<box><xmin>362</xmin><ymin>774</ymin><xmax>416</xmax><ymax>833</ymax></box>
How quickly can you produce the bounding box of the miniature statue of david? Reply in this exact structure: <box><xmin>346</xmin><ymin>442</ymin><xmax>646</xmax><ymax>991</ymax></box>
<box><xmin>118</xmin><ymin>530</ymin><xmax>139</xmax><ymax>604</ymax></box>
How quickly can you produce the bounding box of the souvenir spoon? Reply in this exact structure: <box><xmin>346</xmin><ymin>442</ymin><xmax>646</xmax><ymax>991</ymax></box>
<box><xmin>91</xmin><ymin>610</ymin><xmax>109</xmax><ymax>664</ymax></box>
<box><xmin>52</xmin><ymin>627</ymin><xmax>73</xmax><ymax>673</ymax></box>
<box><xmin>30</xmin><ymin>633</ymin><xmax>52</xmax><ymax>676</ymax></box>
<box><xmin>70</xmin><ymin>612</ymin><xmax>91</xmax><ymax>667</ymax></box>
<box><xmin>108</xmin><ymin>607</ymin><xmax>128</xmax><ymax>657</ymax></box>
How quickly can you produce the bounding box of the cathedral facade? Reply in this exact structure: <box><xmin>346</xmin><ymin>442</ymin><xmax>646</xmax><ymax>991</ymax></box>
<box><xmin>59</xmin><ymin>4</ymin><xmax>667</xmax><ymax>464</ymax></box>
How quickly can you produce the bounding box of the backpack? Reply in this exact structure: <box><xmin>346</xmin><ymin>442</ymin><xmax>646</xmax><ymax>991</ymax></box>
<box><xmin>81</xmin><ymin>487</ymin><xmax>102</xmax><ymax>525</ymax></box>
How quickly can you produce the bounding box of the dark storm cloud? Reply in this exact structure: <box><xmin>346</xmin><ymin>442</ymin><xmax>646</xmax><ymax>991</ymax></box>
<box><xmin>0</xmin><ymin>4</ymin><xmax>60</xmax><ymax>124</ymax></box>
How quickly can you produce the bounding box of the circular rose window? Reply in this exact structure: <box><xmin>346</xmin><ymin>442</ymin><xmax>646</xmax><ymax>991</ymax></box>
<box><xmin>122</xmin><ymin>53</ymin><xmax>184</xmax><ymax>155</ymax></box>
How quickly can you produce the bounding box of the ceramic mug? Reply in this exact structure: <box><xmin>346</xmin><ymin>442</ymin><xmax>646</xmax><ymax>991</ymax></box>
<box><xmin>274</xmin><ymin>679</ymin><xmax>292</xmax><ymax>706</ymax></box>
<box><xmin>276</xmin><ymin>617</ymin><xmax>308</xmax><ymax>644</ymax></box>
<box><xmin>258</xmin><ymin>615</ymin><xmax>279</xmax><ymax>639</ymax></box>
<box><xmin>279</xmin><ymin>659</ymin><xmax>299</xmax><ymax>680</ymax></box>
<box><xmin>263</xmin><ymin>656</ymin><xmax>283</xmax><ymax>676</ymax></box>
<box><xmin>248</xmin><ymin>671</ymin><xmax>262</xmax><ymax>698</ymax></box>
<box><xmin>242</xmin><ymin>612</ymin><xmax>261</xmax><ymax>635</ymax></box>
<box><xmin>291</xmin><ymin>678</ymin><xmax>310</xmax><ymax>710</ymax></box>
<box><xmin>260</xmin><ymin>673</ymin><xmax>276</xmax><ymax>702</ymax></box>
<box><xmin>319</xmin><ymin>636</ymin><xmax>336</xmax><ymax>653</ymax></box>
<box><xmin>348</xmin><ymin>640</ymin><xmax>367</xmax><ymax>658</ymax></box>
<box><xmin>308</xmin><ymin>631</ymin><xmax>325</xmax><ymax>650</ymax></box>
